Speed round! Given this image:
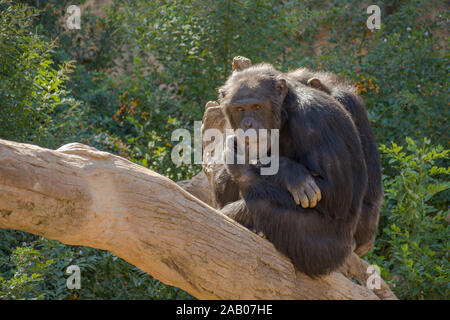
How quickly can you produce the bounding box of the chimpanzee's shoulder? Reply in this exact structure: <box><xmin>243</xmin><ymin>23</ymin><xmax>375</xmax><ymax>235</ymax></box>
<box><xmin>286</xmin><ymin>84</ymin><xmax>351</xmax><ymax>119</ymax></box>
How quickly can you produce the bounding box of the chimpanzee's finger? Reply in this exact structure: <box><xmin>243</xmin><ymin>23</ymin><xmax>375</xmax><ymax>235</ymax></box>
<box><xmin>310</xmin><ymin>181</ymin><xmax>322</xmax><ymax>202</ymax></box>
<box><xmin>289</xmin><ymin>188</ymin><xmax>300</xmax><ymax>206</ymax></box>
<box><xmin>299</xmin><ymin>191</ymin><xmax>309</xmax><ymax>208</ymax></box>
<box><xmin>304</xmin><ymin>186</ymin><xmax>317</xmax><ymax>208</ymax></box>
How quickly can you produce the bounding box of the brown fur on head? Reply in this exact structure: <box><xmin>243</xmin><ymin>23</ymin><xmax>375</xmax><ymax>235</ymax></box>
<box><xmin>218</xmin><ymin>64</ymin><xmax>288</xmax><ymax>131</ymax></box>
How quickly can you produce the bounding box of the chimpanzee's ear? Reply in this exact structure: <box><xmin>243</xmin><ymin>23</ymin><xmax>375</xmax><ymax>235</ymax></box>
<box><xmin>276</xmin><ymin>78</ymin><xmax>288</xmax><ymax>100</ymax></box>
<box><xmin>307</xmin><ymin>78</ymin><xmax>323</xmax><ymax>90</ymax></box>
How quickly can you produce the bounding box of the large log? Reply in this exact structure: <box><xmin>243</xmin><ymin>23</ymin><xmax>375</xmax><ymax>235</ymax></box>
<box><xmin>0</xmin><ymin>138</ymin><xmax>396</xmax><ymax>299</ymax></box>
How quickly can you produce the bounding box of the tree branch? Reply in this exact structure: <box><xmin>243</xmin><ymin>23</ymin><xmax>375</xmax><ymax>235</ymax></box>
<box><xmin>0</xmin><ymin>138</ymin><xmax>393</xmax><ymax>299</ymax></box>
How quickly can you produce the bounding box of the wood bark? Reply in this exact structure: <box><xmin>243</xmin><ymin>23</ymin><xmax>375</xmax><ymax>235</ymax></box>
<box><xmin>0</xmin><ymin>138</ymin><xmax>396</xmax><ymax>299</ymax></box>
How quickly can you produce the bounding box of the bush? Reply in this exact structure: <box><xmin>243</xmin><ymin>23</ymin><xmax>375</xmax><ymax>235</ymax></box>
<box><xmin>368</xmin><ymin>138</ymin><xmax>449</xmax><ymax>299</ymax></box>
<box><xmin>0</xmin><ymin>232</ymin><xmax>192</xmax><ymax>299</ymax></box>
<box><xmin>0</xmin><ymin>1</ymin><xmax>77</xmax><ymax>146</ymax></box>
<box><xmin>0</xmin><ymin>246</ymin><xmax>53</xmax><ymax>300</ymax></box>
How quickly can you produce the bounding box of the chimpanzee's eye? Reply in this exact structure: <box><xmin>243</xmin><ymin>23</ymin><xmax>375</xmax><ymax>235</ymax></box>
<box><xmin>236</xmin><ymin>107</ymin><xmax>244</xmax><ymax>112</ymax></box>
<box><xmin>253</xmin><ymin>104</ymin><xmax>261</xmax><ymax>111</ymax></box>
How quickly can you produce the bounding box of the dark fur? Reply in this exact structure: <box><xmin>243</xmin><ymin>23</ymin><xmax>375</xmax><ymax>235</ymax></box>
<box><xmin>213</xmin><ymin>63</ymin><xmax>382</xmax><ymax>277</ymax></box>
<box><xmin>288</xmin><ymin>68</ymin><xmax>383</xmax><ymax>254</ymax></box>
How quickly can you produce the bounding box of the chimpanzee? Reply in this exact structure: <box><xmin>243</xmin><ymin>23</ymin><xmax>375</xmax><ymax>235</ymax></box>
<box><xmin>211</xmin><ymin>63</ymin><xmax>382</xmax><ymax>277</ymax></box>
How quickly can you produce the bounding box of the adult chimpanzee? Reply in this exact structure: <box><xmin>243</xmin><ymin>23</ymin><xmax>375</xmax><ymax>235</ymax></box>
<box><xmin>212</xmin><ymin>63</ymin><xmax>382</xmax><ymax>277</ymax></box>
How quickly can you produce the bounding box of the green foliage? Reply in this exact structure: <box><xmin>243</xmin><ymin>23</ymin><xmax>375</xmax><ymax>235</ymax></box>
<box><xmin>23</xmin><ymin>0</ymin><xmax>127</xmax><ymax>70</ymax></box>
<box><xmin>124</xmin><ymin>0</ymin><xmax>301</xmax><ymax>116</ymax></box>
<box><xmin>0</xmin><ymin>1</ymin><xmax>78</xmax><ymax>146</ymax></box>
<box><xmin>0</xmin><ymin>232</ymin><xmax>192</xmax><ymax>299</ymax></box>
<box><xmin>368</xmin><ymin>138</ymin><xmax>449</xmax><ymax>299</ymax></box>
<box><xmin>284</xmin><ymin>0</ymin><xmax>449</xmax><ymax>145</ymax></box>
<box><xmin>0</xmin><ymin>0</ymin><xmax>448</xmax><ymax>299</ymax></box>
<box><xmin>0</xmin><ymin>246</ymin><xmax>53</xmax><ymax>299</ymax></box>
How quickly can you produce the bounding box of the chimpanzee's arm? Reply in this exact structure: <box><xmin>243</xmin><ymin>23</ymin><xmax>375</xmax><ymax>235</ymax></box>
<box><xmin>226</xmin><ymin>156</ymin><xmax>321</xmax><ymax>208</ymax></box>
<box><xmin>285</xmin><ymin>96</ymin><xmax>368</xmax><ymax>218</ymax></box>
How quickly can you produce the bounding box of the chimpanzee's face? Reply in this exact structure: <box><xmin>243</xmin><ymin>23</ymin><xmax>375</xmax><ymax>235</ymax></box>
<box><xmin>224</xmin><ymin>92</ymin><xmax>273</xmax><ymax>131</ymax></box>
<box><xmin>221</xmin><ymin>80</ymin><xmax>284</xmax><ymax>131</ymax></box>
<box><xmin>218</xmin><ymin>66</ymin><xmax>288</xmax><ymax>154</ymax></box>
<box><xmin>221</xmin><ymin>84</ymin><xmax>282</xmax><ymax>156</ymax></box>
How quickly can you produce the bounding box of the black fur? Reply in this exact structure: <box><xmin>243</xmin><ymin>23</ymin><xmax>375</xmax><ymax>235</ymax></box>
<box><xmin>289</xmin><ymin>68</ymin><xmax>384</xmax><ymax>255</ymax></box>
<box><xmin>213</xmin><ymin>63</ymin><xmax>382</xmax><ymax>277</ymax></box>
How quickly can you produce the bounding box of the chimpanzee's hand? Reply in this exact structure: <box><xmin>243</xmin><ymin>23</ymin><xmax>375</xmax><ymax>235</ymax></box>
<box><xmin>284</xmin><ymin>170</ymin><xmax>322</xmax><ymax>208</ymax></box>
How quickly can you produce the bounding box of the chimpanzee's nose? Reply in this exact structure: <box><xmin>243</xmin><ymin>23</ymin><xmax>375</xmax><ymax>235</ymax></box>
<box><xmin>243</xmin><ymin>118</ymin><xmax>253</xmax><ymax>129</ymax></box>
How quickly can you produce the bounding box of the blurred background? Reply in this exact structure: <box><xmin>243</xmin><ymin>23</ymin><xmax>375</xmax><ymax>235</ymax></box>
<box><xmin>0</xmin><ymin>0</ymin><xmax>448</xmax><ymax>300</ymax></box>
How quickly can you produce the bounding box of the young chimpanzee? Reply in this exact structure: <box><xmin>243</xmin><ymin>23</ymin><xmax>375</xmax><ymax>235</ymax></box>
<box><xmin>212</xmin><ymin>63</ymin><xmax>382</xmax><ymax>277</ymax></box>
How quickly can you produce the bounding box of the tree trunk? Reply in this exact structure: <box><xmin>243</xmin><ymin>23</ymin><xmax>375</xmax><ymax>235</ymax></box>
<box><xmin>0</xmin><ymin>138</ymin><xmax>396</xmax><ymax>299</ymax></box>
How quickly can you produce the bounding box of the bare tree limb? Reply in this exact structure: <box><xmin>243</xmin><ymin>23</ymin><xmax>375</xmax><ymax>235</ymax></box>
<box><xmin>0</xmin><ymin>138</ymin><xmax>394</xmax><ymax>299</ymax></box>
